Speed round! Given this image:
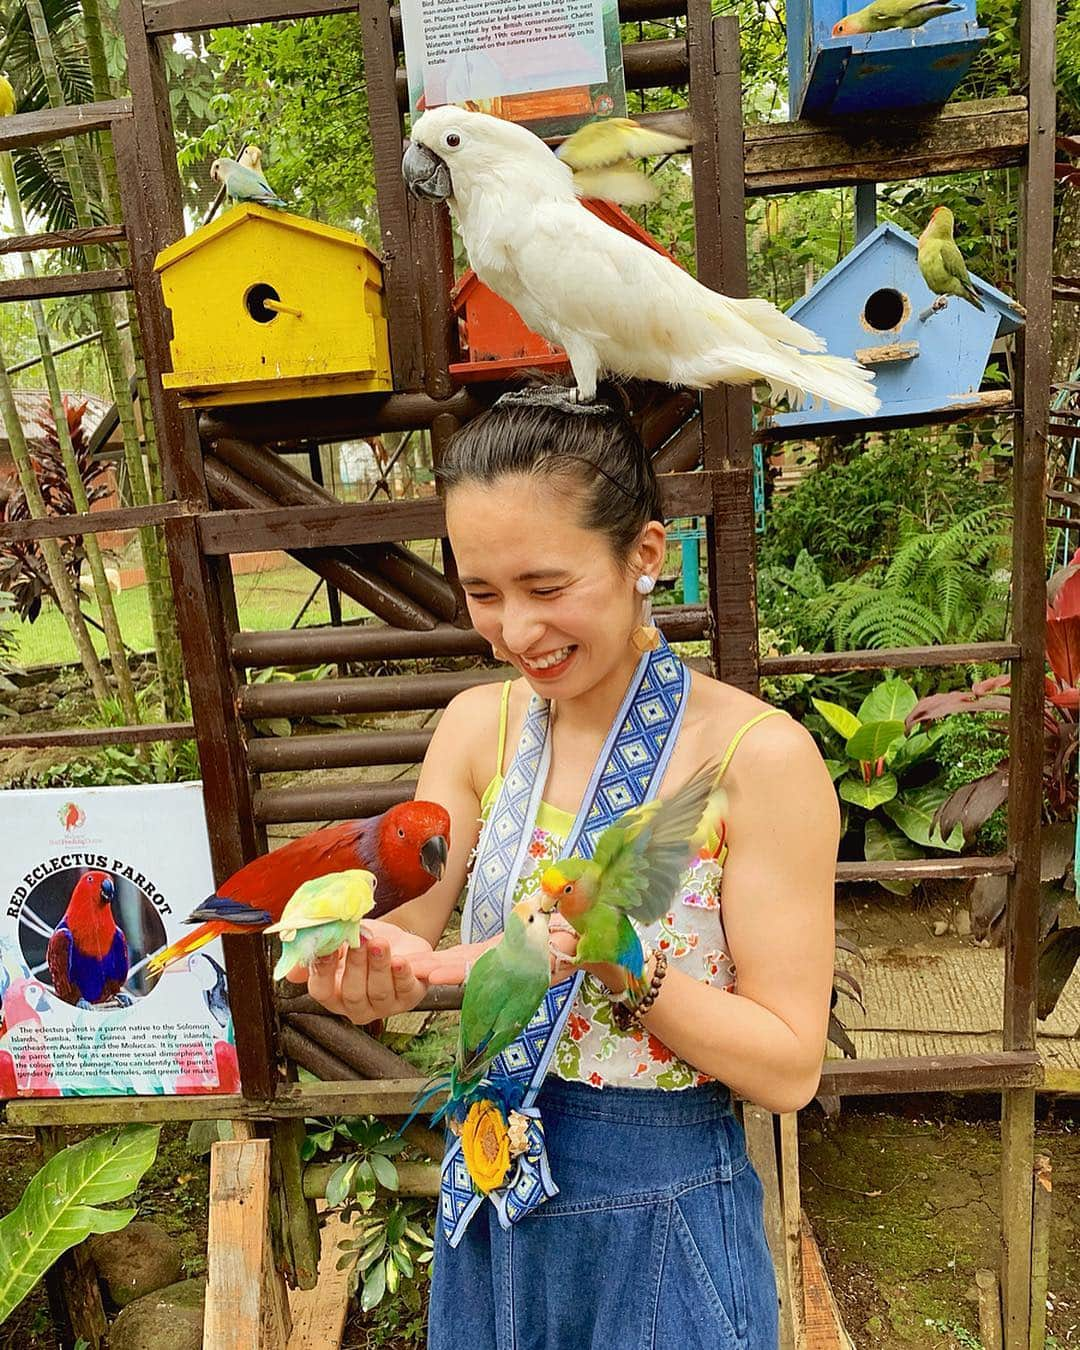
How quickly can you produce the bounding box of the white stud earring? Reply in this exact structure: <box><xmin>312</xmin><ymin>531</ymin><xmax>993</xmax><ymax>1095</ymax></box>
<box><xmin>635</xmin><ymin>574</ymin><xmax>656</xmax><ymax>596</ymax></box>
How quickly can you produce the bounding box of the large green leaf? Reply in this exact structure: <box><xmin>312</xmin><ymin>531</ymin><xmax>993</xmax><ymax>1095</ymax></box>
<box><xmin>811</xmin><ymin>698</ymin><xmax>861</xmax><ymax>742</ymax></box>
<box><xmin>839</xmin><ymin>773</ymin><xmax>899</xmax><ymax>809</ymax></box>
<box><xmin>0</xmin><ymin>1124</ymin><xmax>159</xmax><ymax>1325</ymax></box>
<box><xmin>857</xmin><ymin>679</ymin><xmax>918</xmax><ymax>726</ymax></box>
<box><xmin>864</xmin><ymin>818</ymin><xmax>924</xmax><ymax>896</ymax></box>
<box><xmin>824</xmin><ymin>759</ymin><xmax>848</xmax><ymax>782</ymax></box>
<box><xmin>883</xmin><ymin>788</ymin><xmax>965</xmax><ymax>852</ymax></box>
<box><xmin>845</xmin><ymin>720</ymin><xmax>906</xmax><ymax>762</ymax></box>
<box><xmin>885</xmin><ymin>730</ymin><xmax>939</xmax><ymax>776</ymax></box>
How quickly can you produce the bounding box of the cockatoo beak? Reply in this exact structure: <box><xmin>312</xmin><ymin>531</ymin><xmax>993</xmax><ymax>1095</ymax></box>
<box><xmin>402</xmin><ymin>141</ymin><xmax>453</xmax><ymax>201</ymax></box>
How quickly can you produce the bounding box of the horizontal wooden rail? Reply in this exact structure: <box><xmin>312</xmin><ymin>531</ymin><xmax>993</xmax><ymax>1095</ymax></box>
<box><xmin>1049</xmin><ymin>421</ymin><xmax>1080</xmax><ymax>440</ymax></box>
<box><xmin>231</xmin><ymin>606</ymin><xmax>710</xmax><ymax>667</ymax></box>
<box><xmin>199</xmin><ymin>389</ymin><xmax>485</xmax><ymax>446</ymax></box>
<box><xmin>240</xmin><ymin>667</ymin><xmax>502</xmax><ymax>719</ymax></box>
<box><xmin>0</xmin><ymin>722</ymin><xmax>194</xmax><ymax>751</ymax></box>
<box><xmin>743</xmin><ymin>96</ymin><xmax>1027</xmax><ymax>195</ymax></box>
<box><xmin>247</xmin><ymin>727</ymin><xmax>432</xmax><ymax>773</ymax></box>
<box><xmin>0</xmin><ymin>268</ymin><xmax>129</xmax><ymax>303</ymax></box>
<box><xmin>146</xmin><ymin>0</ymin><xmax>685</xmax><ymax>32</ymax></box>
<box><xmin>199</xmin><ymin>473</ymin><xmax>709</xmax><ymax>556</ymax></box>
<box><xmin>761</xmin><ymin>641</ymin><xmax>1020</xmax><ymax>675</ymax></box>
<box><xmin>0</xmin><ymin>499</ymin><xmax>191</xmax><ymax>545</ymax></box>
<box><xmin>2</xmin><ymin>1050</ymin><xmax>1046</xmax><ymax>1124</ymax></box>
<box><xmin>835</xmin><ymin>855</ymin><xmax>1013</xmax><ymax>883</ymax></box>
<box><xmin>756</xmin><ymin>391</ymin><xmax>1015</xmax><ymax>444</ymax></box>
<box><xmin>0</xmin><ymin>225</ymin><xmax>127</xmax><ymax>256</ymax></box>
<box><xmin>0</xmin><ymin>99</ymin><xmax>132</xmax><ymax>152</ymax></box>
<box><xmin>253</xmin><ymin>780</ymin><xmax>418</xmax><ymax>823</ymax></box>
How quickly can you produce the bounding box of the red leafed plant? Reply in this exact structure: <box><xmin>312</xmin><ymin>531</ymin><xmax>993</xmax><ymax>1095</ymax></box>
<box><xmin>0</xmin><ymin>396</ymin><xmax>109</xmax><ymax>622</ymax></box>
<box><xmin>906</xmin><ymin>555</ymin><xmax>1080</xmax><ymax>844</ymax></box>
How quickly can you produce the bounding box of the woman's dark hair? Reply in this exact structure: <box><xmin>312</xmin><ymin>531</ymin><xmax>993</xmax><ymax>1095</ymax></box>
<box><xmin>439</xmin><ymin>380</ymin><xmax>663</xmax><ymax>562</ymax></box>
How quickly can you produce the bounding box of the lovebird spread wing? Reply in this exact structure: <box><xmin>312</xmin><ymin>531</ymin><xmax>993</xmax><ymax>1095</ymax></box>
<box><xmin>589</xmin><ymin>763</ymin><xmax>720</xmax><ymax>926</ymax></box>
<box><xmin>557</xmin><ymin>116</ymin><xmax>692</xmax><ymax>205</ymax></box>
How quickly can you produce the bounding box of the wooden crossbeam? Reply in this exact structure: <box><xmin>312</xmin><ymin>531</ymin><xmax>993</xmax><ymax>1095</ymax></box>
<box><xmin>0</xmin><ymin>269</ymin><xmax>129</xmax><ymax>302</ymax></box>
<box><xmin>0</xmin><ymin>225</ymin><xmax>127</xmax><ymax>256</ymax></box>
<box><xmin>0</xmin><ymin>722</ymin><xmax>195</xmax><ymax>751</ymax></box>
<box><xmin>761</xmin><ymin>640</ymin><xmax>1020</xmax><ymax>674</ymax></box>
<box><xmin>0</xmin><ymin>499</ymin><xmax>191</xmax><ymax>544</ymax></box>
<box><xmin>0</xmin><ymin>99</ymin><xmax>132</xmax><ymax>151</ymax></box>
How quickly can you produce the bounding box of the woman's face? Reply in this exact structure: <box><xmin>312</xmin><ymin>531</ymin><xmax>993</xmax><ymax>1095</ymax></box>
<box><xmin>446</xmin><ymin>474</ymin><xmax>652</xmax><ymax>699</ymax></box>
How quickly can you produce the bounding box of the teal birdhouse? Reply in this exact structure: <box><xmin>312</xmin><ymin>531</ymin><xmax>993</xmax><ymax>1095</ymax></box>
<box><xmin>787</xmin><ymin>0</ymin><xmax>986</xmax><ymax>119</ymax></box>
<box><xmin>771</xmin><ymin>222</ymin><xmax>1024</xmax><ymax>430</ymax></box>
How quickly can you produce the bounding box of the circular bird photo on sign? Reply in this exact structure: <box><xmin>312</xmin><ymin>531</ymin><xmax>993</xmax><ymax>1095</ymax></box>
<box><xmin>15</xmin><ymin>867</ymin><xmax>166</xmax><ymax>1011</ymax></box>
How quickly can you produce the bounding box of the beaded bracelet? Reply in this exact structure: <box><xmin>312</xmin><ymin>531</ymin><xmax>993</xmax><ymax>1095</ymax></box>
<box><xmin>611</xmin><ymin>950</ymin><xmax>669</xmax><ymax>1031</ymax></box>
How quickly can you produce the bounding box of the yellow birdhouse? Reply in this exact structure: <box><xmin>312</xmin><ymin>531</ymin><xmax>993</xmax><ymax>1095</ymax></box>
<box><xmin>154</xmin><ymin>204</ymin><xmax>392</xmax><ymax>407</ymax></box>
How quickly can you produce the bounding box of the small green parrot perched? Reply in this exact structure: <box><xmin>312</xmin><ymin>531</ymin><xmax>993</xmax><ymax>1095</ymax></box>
<box><xmin>209</xmin><ymin>156</ymin><xmax>287</xmax><ymax>208</ymax></box>
<box><xmin>405</xmin><ymin>896</ymin><xmax>552</xmax><ymax>1131</ymax></box>
<box><xmin>917</xmin><ymin>205</ymin><xmax>985</xmax><ymax>312</ymax></box>
<box><xmin>555</xmin><ymin>116</ymin><xmax>692</xmax><ymax>205</ymax></box>
<box><xmin>264</xmin><ymin>869</ymin><xmax>376</xmax><ymax>979</ymax></box>
<box><xmin>539</xmin><ymin>765</ymin><xmax>721</xmax><ymax>996</ymax></box>
<box><xmin>832</xmin><ymin>0</ymin><xmax>962</xmax><ymax>35</ymax></box>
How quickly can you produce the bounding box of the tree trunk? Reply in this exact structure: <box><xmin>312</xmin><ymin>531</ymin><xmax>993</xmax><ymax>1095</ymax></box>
<box><xmin>27</xmin><ymin>0</ymin><xmax>187</xmax><ymax>718</ymax></box>
<box><xmin>0</xmin><ymin>151</ymin><xmax>140</xmax><ymax>723</ymax></box>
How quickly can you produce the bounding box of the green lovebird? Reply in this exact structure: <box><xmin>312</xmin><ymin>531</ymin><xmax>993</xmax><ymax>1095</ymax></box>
<box><xmin>538</xmin><ymin>765</ymin><xmax>721</xmax><ymax>997</ymax></box>
<box><xmin>917</xmin><ymin>206</ymin><xmax>985</xmax><ymax>312</ymax></box>
<box><xmin>264</xmin><ymin>869</ymin><xmax>376</xmax><ymax>979</ymax></box>
<box><xmin>832</xmin><ymin>0</ymin><xmax>962</xmax><ymax>35</ymax></box>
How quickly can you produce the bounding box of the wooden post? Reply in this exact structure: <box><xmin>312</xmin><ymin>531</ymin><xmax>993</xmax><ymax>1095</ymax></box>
<box><xmin>205</xmin><ymin>1137</ymin><xmax>291</xmax><ymax>1350</ymax></box>
<box><xmin>1029</xmin><ymin>1154</ymin><xmax>1052</xmax><ymax>1350</ymax></box>
<box><xmin>743</xmin><ymin>1106</ymin><xmax>796</xmax><ymax>1350</ymax></box>
<box><xmin>779</xmin><ymin>1112</ymin><xmax>805</xmax><ymax>1347</ymax></box>
<box><xmin>975</xmin><ymin>1269</ymin><xmax>1004</xmax><ymax>1350</ymax></box>
<box><xmin>1001</xmin><ymin>1088</ymin><xmax>1037</xmax><ymax>1347</ymax></box>
<box><xmin>270</xmin><ymin>1118</ymin><xmax>321</xmax><ymax>1291</ymax></box>
<box><xmin>38</xmin><ymin>1126</ymin><xmax>108</xmax><ymax>1350</ymax></box>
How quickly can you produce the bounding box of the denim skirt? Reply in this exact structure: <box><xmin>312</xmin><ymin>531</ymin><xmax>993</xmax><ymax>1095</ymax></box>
<box><xmin>428</xmin><ymin>1077</ymin><xmax>779</xmax><ymax>1350</ymax></box>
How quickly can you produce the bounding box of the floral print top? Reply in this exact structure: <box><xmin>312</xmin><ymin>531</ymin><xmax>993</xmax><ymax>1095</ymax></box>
<box><xmin>475</xmin><ymin>780</ymin><xmax>736</xmax><ymax>1091</ymax></box>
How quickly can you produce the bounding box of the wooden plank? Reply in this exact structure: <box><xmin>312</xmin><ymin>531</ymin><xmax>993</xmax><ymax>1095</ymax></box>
<box><xmin>779</xmin><ymin>1113</ymin><xmax>805</xmax><ymax>1349</ymax></box>
<box><xmin>254</xmin><ymin>780</ymin><xmax>418</xmax><ymax>824</ymax></box>
<box><xmin>239</xmin><ymin>666</ymin><xmax>507</xmax><ymax>719</ymax></box>
<box><xmin>0</xmin><ymin>498</ymin><xmax>190</xmax><ymax>544</ymax></box>
<box><xmin>247</xmin><ymin>727</ymin><xmax>432</xmax><ymax>772</ymax></box>
<box><xmin>1030</xmin><ymin>1154</ymin><xmax>1052</xmax><ymax>1350</ymax></box>
<box><xmin>834</xmin><ymin>855</ymin><xmax>1013</xmax><ymax>882</ymax></box>
<box><xmin>744</xmin><ymin>97</ymin><xmax>1028</xmax><ymax>195</ymax></box>
<box><xmin>743</xmin><ymin>1106</ymin><xmax>794</xmax><ymax>1348</ymax></box>
<box><xmin>762</xmin><ymin>641</ymin><xmax>1019</xmax><ymax>674</ymax></box>
<box><xmin>0</xmin><ymin>721</ymin><xmax>194</xmax><ymax>750</ymax></box>
<box><xmin>0</xmin><ymin>99</ymin><xmax>131</xmax><ymax>151</ymax></box>
<box><xmin>286</xmin><ymin>1208</ymin><xmax>358</xmax><ymax>1350</ymax></box>
<box><xmin>1001</xmin><ymin>1088</ymin><xmax>1036</xmax><ymax>1347</ymax></box>
<box><xmin>0</xmin><ymin>268</ymin><xmax>129</xmax><ymax>301</ymax></box>
<box><xmin>976</xmin><ymin>1269</ymin><xmax>1004</xmax><ymax>1350</ymax></box>
<box><xmin>0</xmin><ymin>224</ymin><xmax>127</xmax><ymax>256</ymax></box>
<box><xmin>801</xmin><ymin>1214</ymin><xmax>853</xmax><ymax>1349</ymax></box>
<box><xmin>205</xmin><ymin>1138</ymin><xmax>291</xmax><ymax>1350</ymax></box>
<box><xmin>818</xmin><ymin>1051</ymin><xmax>1043</xmax><ymax>1096</ymax></box>
<box><xmin>199</xmin><ymin>473</ymin><xmax>708</xmax><ymax>555</ymax></box>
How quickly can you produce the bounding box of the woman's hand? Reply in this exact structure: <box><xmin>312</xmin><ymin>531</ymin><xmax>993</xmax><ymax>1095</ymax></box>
<box><xmin>285</xmin><ymin>919</ymin><xmax>432</xmax><ymax>1025</ymax></box>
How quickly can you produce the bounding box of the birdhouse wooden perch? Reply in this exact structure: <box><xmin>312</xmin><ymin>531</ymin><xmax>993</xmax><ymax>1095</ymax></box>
<box><xmin>450</xmin><ymin>199</ymin><xmax>680</xmax><ymax>382</ymax></box>
<box><xmin>770</xmin><ymin>221</ymin><xmax>1024</xmax><ymax>430</ymax></box>
<box><xmin>154</xmin><ymin>204</ymin><xmax>393</xmax><ymax>408</ymax></box>
<box><xmin>787</xmin><ymin>0</ymin><xmax>986</xmax><ymax>120</ymax></box>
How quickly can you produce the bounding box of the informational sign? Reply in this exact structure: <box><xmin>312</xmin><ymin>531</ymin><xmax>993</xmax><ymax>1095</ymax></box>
<box><xmin>401</xmin><ymin>0</ymin><xmax>627</xmax><ymax>137</ymax></box>
<box><xmin>0</xmin><ymin>782</ymin><xmax>237</xmax><ymax>1099</ymax></box>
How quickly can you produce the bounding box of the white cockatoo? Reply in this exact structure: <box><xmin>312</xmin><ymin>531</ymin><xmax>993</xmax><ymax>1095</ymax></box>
<box><xmin>402</xmin><ymin>108</ymin><xmax>879</xmax><ymax>414</ymax></box>
<box><xmin>210</xmin><ymin>156</ymin><xmax>286</xmax><ymax>208</ymax></box>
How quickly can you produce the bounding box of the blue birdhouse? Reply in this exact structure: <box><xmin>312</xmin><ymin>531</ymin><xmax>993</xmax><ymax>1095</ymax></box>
<box><xmin>787</xmin><ymin>0</ymin><xmax>987</xmax><ymax>119</ymax></box>
<box><xmin>770</xmin><ymin>221</ymin><xmax>1024</xmax><ymax>430</ymax></box>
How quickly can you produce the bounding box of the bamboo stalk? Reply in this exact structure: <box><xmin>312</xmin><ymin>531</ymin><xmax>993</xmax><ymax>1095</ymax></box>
<box><xmin>1030</xmin><ymin>1154</ymin><xmax>1052</xmax><ymax>1350</ymax></box>
<box><xmin>0</xmin><ymin>150</ymin><xmax>139</xmax><ymax>724</ymax></box>
<box><xmin>26</xmin><ymin>0</ymin><xmax>185</xmax><ymax>717</ymax></box>
<box><xmin>302</xmin><ymin>1159</ymin><xmax>440</xmax><ymax>1200</ymax></box>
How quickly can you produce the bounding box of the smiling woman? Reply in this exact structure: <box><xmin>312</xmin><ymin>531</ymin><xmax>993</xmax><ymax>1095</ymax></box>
<box><xmin>297</xmin><ymin>378</ymin><xmax>839</xmax><ymax>1350</ymax></box>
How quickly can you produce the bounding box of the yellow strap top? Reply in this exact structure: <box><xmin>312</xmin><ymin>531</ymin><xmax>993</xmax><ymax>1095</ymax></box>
<box><xmin>486</xmin><ymin>681</ymin><xmax>786</xmax><ymax>822</ymax></box>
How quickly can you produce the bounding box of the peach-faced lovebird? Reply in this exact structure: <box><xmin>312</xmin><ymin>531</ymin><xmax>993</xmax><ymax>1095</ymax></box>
<box><xmin>47</xmin><ymin>871</ymin><xmax>130</xmax><ymax>1008</ymax></box>
<box><xmin>917</xmin><ymin>206</ymin><xmax>985</xmax><ymax>312</ymax></box>
<box><xmin>147</xmin><ymin>801</ymin><xmax>450</xmax><ymax>976</ymax></box>
<box><xmin>265</xmin><ymin>870</ymin><xmax>376</xmax><ymax>979</ymax></box>
<box><xmin>406</xmin><ymin>896</ymin><xmax>552</xmax><ymax>1128</ymax></box>
<box><xmin>832</xmin><ymin>0</ymin><xmax>961</xmax><ymax>35</ymax></box>
<box><xmin>539</xmin><ymin>765</ymin><xmax>720</xmax><ymax>996</ymax></box>
<box><xmin>555</xmin><ymin>116</ymin><xmax>692</xmax><ymax>205</ymax></box>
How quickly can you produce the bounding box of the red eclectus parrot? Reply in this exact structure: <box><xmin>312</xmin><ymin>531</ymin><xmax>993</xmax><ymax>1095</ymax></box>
<box><xmin>47</xmin><ymin>871</ymin><xmax>130</xmax><ymax>1009</ymax></box>
<box><xmin>147</xmin><ymin>800</ymin><xmax>450</xmax><ymax>976</ymax></box>
<box><xmin>538</xmin><ymin>766</ymin><xmax>722</xmax><ymax>997</ymax></box>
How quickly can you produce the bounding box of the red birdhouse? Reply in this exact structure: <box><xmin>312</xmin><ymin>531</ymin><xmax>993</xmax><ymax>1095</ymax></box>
<box><xmin>449</xmin><ymin>200</ymin><xmax>680</xmax><ymax>383</ymax></box>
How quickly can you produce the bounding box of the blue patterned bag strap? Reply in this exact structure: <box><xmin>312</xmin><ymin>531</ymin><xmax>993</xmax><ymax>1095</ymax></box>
<box><xmin>442</xmin><ymin>641</ymin><xmax>690</xmax><ymax>1245</ymax></box>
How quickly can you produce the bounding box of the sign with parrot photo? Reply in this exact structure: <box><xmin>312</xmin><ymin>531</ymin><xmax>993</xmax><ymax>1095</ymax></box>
<box><xmin>0</xmin><ymin>781</ymin><xmax>238</xmax><ymax>1099</ymax></box>
<box><xmin>400</xmin><ymin>0</ymin><xmax>626</xmax><ymax>137</ymax></box>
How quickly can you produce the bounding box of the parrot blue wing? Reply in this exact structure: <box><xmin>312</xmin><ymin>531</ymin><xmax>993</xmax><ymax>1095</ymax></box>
<box><xmin>101</xmin><ymin>928</ymin><xmax>129</xmax><ymax>1000</ymax></box>
<box><xmin>187</xmin><ymin>895</ymin><xmax>273</xmax><ymax>927</ymax></box>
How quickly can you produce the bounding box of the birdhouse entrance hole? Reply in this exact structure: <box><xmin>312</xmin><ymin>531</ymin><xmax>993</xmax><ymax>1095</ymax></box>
<box><xmin>862</xmin><ymin>287</ymin><xmax>907</xmax><ymax>333</ymax></box>
<box><xmin>244</xmin><ymin>283</ymin><xmax>282</xmax><ymax>324</ymax></box>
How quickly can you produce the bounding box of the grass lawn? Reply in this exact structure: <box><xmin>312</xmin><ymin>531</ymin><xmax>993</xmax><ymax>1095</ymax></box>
<box><xmin>12</xmin><ymin>561</ymin><xmax>375</xmax><ymax>669</ymax></box>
